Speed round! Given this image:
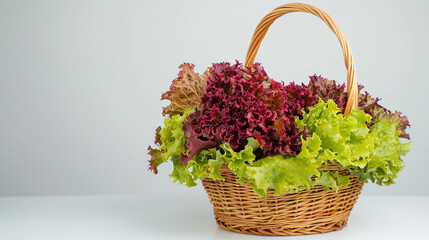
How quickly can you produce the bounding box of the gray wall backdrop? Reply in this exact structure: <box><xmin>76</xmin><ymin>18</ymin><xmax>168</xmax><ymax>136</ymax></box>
<box><xmin>1</xmin><ymin>0</ymin><xmax>428</xmax><ymax>196</ymax></box>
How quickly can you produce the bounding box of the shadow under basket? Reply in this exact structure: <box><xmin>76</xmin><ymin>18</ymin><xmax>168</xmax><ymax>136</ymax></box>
<box><xmin>202</xmin><ymin>165</ymin><xmax>364</xmax><ymax>236</ymax></box>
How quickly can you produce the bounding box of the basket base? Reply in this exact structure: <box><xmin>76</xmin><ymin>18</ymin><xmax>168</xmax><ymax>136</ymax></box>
<box><xmin>215</xmin><ymin>217</ymin><xmax>348</xmax><ymax>236</ymax></box>
<box><xmin>203</xmin><ymin>165</ymin><xmax>363</xmax><ymax>236</ymax></box>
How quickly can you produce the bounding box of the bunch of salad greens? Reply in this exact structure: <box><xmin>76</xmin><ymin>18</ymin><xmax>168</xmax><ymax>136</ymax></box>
<box><xmin>148</xmin><ymin>62</ymin><xmax>411</xmax><ymax>197</ymax></box>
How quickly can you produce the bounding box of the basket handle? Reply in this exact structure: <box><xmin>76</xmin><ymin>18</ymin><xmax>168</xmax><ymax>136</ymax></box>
<box><xmin>245</xmin><ymin>3</ymin><xmax>358</xmax><ymax>115</ymax></box>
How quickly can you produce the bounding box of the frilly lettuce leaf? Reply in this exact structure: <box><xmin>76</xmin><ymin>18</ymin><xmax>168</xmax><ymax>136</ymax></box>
<box><xmin>244</xmin><ymin>134</ymin><xmax>324</xmax><ymax>197</ymax></box>
<box><xmin>180</xmin><ymin>111</ymin><xmax>219</xmax><ymax>165</ymax></box>
<box><xmin>226</xmin><ymin>138</ymin><xmax>259</xmax><ymax>184</ymax></box>
<box><xmin>351</xmin><ymin>119</ymin><xmax>411</xmax><ymax>185</ymax></box>
<box><xmin>358</xmin><ymin>91</ymin><xmax>386</xmax><ymax>123</ymax></box>
<box><xmin>148</xmin><ymin>109</ymin><xmax>204</xmax><ymax>187</ymax></box>
<box><xmin>307</xmin><ymin>75</ymin><xmax>347</xmax><ymax>111</ymax></box>
<box><xmin>167</xmin><ymin>138</ymin><xmax>259</xmax><ymax>187</ymax></box>
<box><xmin>307</xmin><ymin>75</ymin><xmax>410</xmax><ymax>139</ymax></box>
<box><xmin>161</xmin><ymin>63</ymin><xmax>207</xmax><ymax>116</ymax></box>
<box><xmin>158</xmin><ymin>110</ymin><xmax>192</xmax><ymax>161</ymax></box>
<box><xmin>296</xmin><ymin>99</ymin><xmax>376</xmax><ymax>168</ymax></box>
<box><xmin>246</xmin><ymin>155</ymin><xmax>320</xmax><ymax>197</ymax></box>
<box><xmin>208</xmin><ymin>158</ymin><xmax>224</xmax><ymax>180</ymax></box>
<box><xmin>313</xmin><ymin>171</ymin><xmax>350</xmax><ymax>191</ymax></box>
<box><xmin>148</xmin><ymin>146</ymin><xmax>163</xmax><ymax>174</ymax></box>
<box><xmin>187</xmin><ymin>148</ymin><xmax>216</xmax><ymax>180</ymax></box>
<box><xmin>384</xmin><ymin>111</ymin><xmax>411</xmax><ymax>139</ymax></box>
<box><xmin>194</xmin><ymin>138</ymin><xmax>258</xmax><ymax>182</ymax></box>
<box><xmin>147</xmin><ymin>110</ymin><xmax>193</xmax><ymax>179</ymax></box>
<box><xmin>170</xmin><ymin>155</ymin><xmax>196</xmax><ymax>187</ymax></box>
<box><xmin>359</xmin><ymin>91</ymin><xmax>410</xmax><ymax>139</ymax></box>
<box><xmin>297</xmin><ymin>99</ymin><xmax>411</xmax><ymax>187</ymax></box>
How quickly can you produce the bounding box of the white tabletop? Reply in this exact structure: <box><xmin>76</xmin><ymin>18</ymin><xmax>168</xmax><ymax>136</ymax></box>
<box><xmin>0</xmin><ymin>193</ymin><xmax>428</xmax><ymax>240</ymax></box>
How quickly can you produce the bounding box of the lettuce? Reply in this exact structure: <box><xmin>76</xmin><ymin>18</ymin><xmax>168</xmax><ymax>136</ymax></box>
<box><xmin>148</xmin><ymin>109</ymin><xmax>205</xmax><ymax>187</ymax></box>
<box><xmin>297</xmin><ymin>99</ymin><xmax>411</xmax><ymax>187</ymax></box>
<box><xmin>147</xmin><ymin>110</ymin><xmax>191</xmax><ymax>175</ymax></box>
<box><xmin>170</xmin><ymin>155</ymin><xmax>196</xmax><ymax>187</ymax></box>
<box><xmin>191</xmin><ymin>62</ymin><xmax>314</xmax><ymax>157</ymax></box>
<box><xmin>359</xmin><ymin>92</ymin><xmax>410</xmax><ymax>139</ymax></box>
<box><xmin>161</xmin><ymin>63</ymin><xmax>207</xmax><ymax>116</ymax></box>
<box><xmin>187</xmin><ymin>148</ymin><xmax>216</xmax><ymax>180</ymax></box>
<box><xmin>158</xmin><ymin>112</ymin><xmax>190</xmax><ymax>161</ymax></box>
<box><xmin>296</xmin><ymin>99</ymin><xmax>376</xmax><ymax>168</ymax></box>
<box><xmin>308</xmin><ymin>75</ymin><xmax>410</xmax><ymax>139</ymax></box>
<box><xmin>308</xmin><ymin>75</ymin><xmax>347</xmax><ymax>111</ymax></box>
<box><xmin>246</xmin><ymin>155</ymin><xmax>320</xmax><ymax>197</ymax></box>
<box><xmin>194</xmin><ymin>138</ymin><xmax>258</xmax><ymax>183</ymax></box>
<box><xmin>180</xmin><ymin>111</ymin><xmax>219</xmax><ymax>165</ymax></box>
<box><xmin>313</xmin><ymin>171</ymin><xmax>350</xmax><ymax>191</ymax></box>
<box><xmin>384</xmin><ymin>111</ymin><xmax>411</xmax><ymax>139</ymax></box>
<box><xmin>150</xmin><ymin>61</ymin><xmax>412</xmax><ymax>196</ymax></box>
<box><xmin>148</xmin><ymin>146</ymin><xmax>163</xmax><ymax>174</ymax></box>
<box><xmin>245</xmin><ymin>133</ymin><xmax>324</xmax><ymax>197</ymax></box>
<box><xmin>351</xmin><ymin>119</ymin><xmax>411</xmax><ymax>185</ymax></box>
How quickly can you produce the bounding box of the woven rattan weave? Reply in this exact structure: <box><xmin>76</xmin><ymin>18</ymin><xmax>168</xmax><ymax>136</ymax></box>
<box><xmin>202</xmin><ymin>165</ymin><xmax>364</xmax><ymax>236</ymax></box>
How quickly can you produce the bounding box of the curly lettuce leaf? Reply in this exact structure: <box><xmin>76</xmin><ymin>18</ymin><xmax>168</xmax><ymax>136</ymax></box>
<box><xmin>306</xmin><ymin>75</ymin><xmax>410</xmax><ymax>139</ymax></box>
<box><xmin>169</xmin><ymin>155</ymin><xmax>196</xmax><ymax>187</ymax></box>
<box><xmin>384</xmin><ymin>111</ymin><xmax>411</xmax><ymax>139</ymax></box>
<box><xmin>207</xmin><ymin>158</ymin><xmax>224</xmax><ymax>180</ymax></box>
<box><xmin>173</xmin><ymin>138</ymin><xmax>258</xmax><ymax>186</ymax></box>
<box><xmin>296</xmin><ymin>99</ymin><xmax>376</xmax><ymax>169</ymax></box>
<box><xmin>148</xmin><ymin>109</ymin><xmax>204</xmax><ymax>187</ymax></box>
<box><xmin>193</xmin><ymin>62</ymin><xmax>312</xmax><ymax>157</ymax></box>
<box><xmin>158</xmin><ymin>111</ymin><xmax>191</xmax><ymax>161</ymax></box>
<box><xmin>313</xmin><ymin>171</ymin><xmax>350</xmax><ymax>191</ymax></box>
<box><xmin>358</xmin><ymin>91</ymin><xmax>386</xmax><ymax>122</ymax></box>
<box><xmin>245</xmin><ymin>135</ymin><xmax>323</xmax><ymax>197</ymax></box>
<box><xmin>359</xmin><ymin>92</ymin><xmax>410</xmax><ymax>139</ymax></box>
<box><xmin>147</xmin><ymin>110</ymin><xmax>191</xmax><ymax>175</ymax></box>
<box><xmin>351</xmin><ymin>119</ymin><xmax>411</xmax><ymax>185</ymax></box>
<box><xmin>246</xmin><ymin>155</ymin><xmax>320</xmax><ymax>197</ymax></box>
<box><xmin>148</xmin><ymin>146</ymin><xmax>163</xmax><ymax>174</ymax></box>
<box><xmin>196</xmin><ymin>138</ymin><xmax>258</xmax><ymax>182</ymax></box>
<box><xmin>308</xmin><ymin>75</ymin><xmax>347</xmax><ymax>111</ymax></box>
<box><xmin>154</xmin><ymin>126</ymin><xmax>162</xmax><ymax>145</ymax></box>
<box><xmin>180</xmin><ymin>111</ymin><xmax>219</xmax><ymax>165</ymax></box>
<box><xmin>226</xmin><ymin>138</ymin><xmax>259</xmax><ymax>184</ymax></box>
<box><xmin>161</xmin><ymin>63</ymin><xmax>207</xmax><ymax>116</ymax></box>
<box><xmin>297</xmin><ymin>99</ymin><xmax>411</xmax><ymax>187</ymax></box>
<box><xmin>187</xmin><ymin>148</ymin><xmax>216</xmax><ymax>180</ymax></box>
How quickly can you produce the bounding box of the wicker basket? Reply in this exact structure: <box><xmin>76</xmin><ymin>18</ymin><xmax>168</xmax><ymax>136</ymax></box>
<box><xmin>201</xmin><ymin>3</ymin><xmax>363</xmax><ymax>236</ymax></box>
<box><xmin>202</xmin><ymin>165</ymin><xmax>364</xmax><ymax>235</ymax></box>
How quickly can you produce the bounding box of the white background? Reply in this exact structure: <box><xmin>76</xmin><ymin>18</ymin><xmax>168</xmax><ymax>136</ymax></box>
<box><xmin>0</xmin><ymin>0</ymin><xmax>428</xmax><ymax>197</ymax></box>
<box><xmin>1</xmin><ymin>195</ymin><xmax>428</xmax><ymax>240</ymax></box>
